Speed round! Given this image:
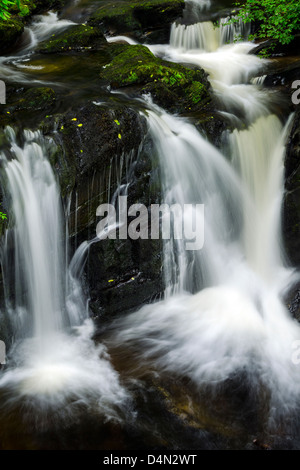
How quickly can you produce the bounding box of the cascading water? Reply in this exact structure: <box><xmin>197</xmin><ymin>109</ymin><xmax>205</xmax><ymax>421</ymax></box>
<box><xmin>111</xmin><ymin>7</ymin><xmax>300</xmax><ymax>427</ymax></box>
<box><xmin>170</xmin><ymin>17</ymin><xmax>250</xmax><ymax>52</ymax></box>
<box><xmin>1</xmin><ymin>0</ymin><xmax>300</xmax><ymax>446</ymax></box>
<box><xmin>0</xmin><ymin>128</ymin><xmax>127</xmax><ymax>420</ymax></box>
<box><xmin>141</xmin><ymin>96</ymin><xmax>244</xmax><ymax>294</ymax></box>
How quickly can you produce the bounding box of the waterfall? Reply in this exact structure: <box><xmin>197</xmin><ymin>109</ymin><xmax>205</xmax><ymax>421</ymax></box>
<box><xmin>1</xmin><ymin>128</ymin><xmax>76</xmax><ymax>340</ymax></box>
<box><xmin>112</xmin><ymin>9</ymin><xmax>300</xmax><ymax>426</ymax></box>
<box><xmin>141</xmin><ymin>97</ymin><xmax>244</xmax><ymax>294</ymax></box>
<box><xmin>170</xmin><ymin>17</ymin><xmax>251</xmax><ymax>52</ymax></box>
<box><xmin>230</xmin><ymin>114</ymin><xmax>294</xmax><ymax>282</ymax></box>
<box><xmin>116</xmin><ymin>100</ymin><xmax>300</xmax><ymax>423</ymax></box>
<box><xmin>0</xmin><ymin>129</ymin><xmax>127</xmax><ymax>419</ymax></box>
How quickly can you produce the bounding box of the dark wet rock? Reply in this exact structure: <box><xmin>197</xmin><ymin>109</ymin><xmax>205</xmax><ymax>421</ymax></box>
<box><xmin>285</xmin><ymin>282</ymin><xmax>300</xmax><ymax>321</ymax></box>
<box><xmin>251</xmin><ymin>34</ymin><xmax>300</xmax><ymax>58</ymax></box>
<box><xmin>38</xmin><ymin>24</ymin><xmax>106</xmax><ymax>53</ymax></box>
<box><xmin>11</xmin><ymin>87</ymin><xmax>56</xmax><ymax>111</ymax></box>
<box><xmin>100</xmin><ymin>44</ymin><xmax>211</xmax><ymax>114</ymax></box>
<box><xmin>0</xmin><ymin>87</ymin><xmax>56</xmax><ymax>128</ymax></box>
<box><xmin>45</xmin><ymin>101</ymin><xmax>147</xmax><ymax>197</ymax></box>
<box><xmin>283</xmin><ymin>107</ymin><xmax>300</xmax><ymax>266</ymax></box>
<box><xmin>40</xmin><ymin>101</ymin><xmax>163</xmax><ymax>317</ymax></box>
<box><xmin>263</xmin><ymin>59</ymin><xmax>300</xmax><ymax>90</ymax></box>
<box><xmin>195</xmin><ymin>107</ymin><xmax>232</xmax><ymax>148</ymax></box>
<box><xmin>88</xmin><ymin>0</ymin><xmax>185</xmax><ymax>38</ymax></box>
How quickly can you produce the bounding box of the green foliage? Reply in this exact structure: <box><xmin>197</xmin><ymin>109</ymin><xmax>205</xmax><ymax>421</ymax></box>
<box><xmin>0</xmin><ymin>0</ymin><xmax>30</xmax><ymax>20</ymax></box>
<box><xmin>0</xmin><ymin>204</ymin><xmax>7</xmax><ymax>221</ymax></box>
<box><xmin>233</xmin><ymin>0</ymin><xmax>300</xmax><ymax>45</ymax></box>
<box><xmin>0</xmin><ymin>0</ymin><xmax>14</xmax><ymax>20</ymax></box>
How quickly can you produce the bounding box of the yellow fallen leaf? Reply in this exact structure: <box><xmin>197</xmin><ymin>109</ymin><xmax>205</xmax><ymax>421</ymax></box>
<box><xmin>118</xmin><ymin>133</ymin><xmax>122</xmax><ymax>139</ymax></box>
<box><xmin>71</xmin><ymin>118</ymin><xmax>77</xmax><ymax>121</ymax></box>
<box><xmin>108</xmin><ymin>279</ymin><xmax>114</xmax><ymax>283</ymax></box>
<box><xmin>78</xmin><ymin>124</ymin><xmax>83</xmax><ymax>127</ymax></box>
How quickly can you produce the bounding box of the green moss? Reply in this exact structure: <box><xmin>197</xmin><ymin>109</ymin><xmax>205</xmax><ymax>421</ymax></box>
<box><xmin>38</xmin><ymin>25</ymin><xmax>106</xmax><ymax>53</ymax></box>
<box><xmin>0</xmin><ymin>87</ymin><xmax>56</xmax><ymax>128</ymax></box>
<box><xmin>100</xmin><ymin>45</ymin><xmax>210</xmax><ymax>112</ymax></box>
<box><xmin>187</xmin><ymin>82</ymin><xmax>206</xmax><ymax>104</ymax></box>
<box><xmin>14</xmin><ymin>87</ymin><xmax>56</xmax><ymax>110</ymax></box>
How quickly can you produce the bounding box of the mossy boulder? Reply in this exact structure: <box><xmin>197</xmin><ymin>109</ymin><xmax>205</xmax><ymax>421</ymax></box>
<box><xmin>11</xmin><ymin>87</ymin><xmax>56</xmax><ymax>111</ymax></box>
<box><xmin>38</xmin><ymin>24</ymin><xmax>106</xmax><ymax>53</ymax></box>
<box><xmin>100</xmin><ymin>44</ymin><xmax>211</xmax><ymax>113</ymax></box>
<box><xmin>88</xmin><ymin>0</ymin><xmax>185</xmax><ymax>35</ymax></box>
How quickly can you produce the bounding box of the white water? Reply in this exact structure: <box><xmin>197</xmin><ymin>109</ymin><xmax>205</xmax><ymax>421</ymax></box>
<box><xmin>112</xmin><ymin>10</ymin><xmax>300</xmax><ymax>425</ymax></box>
<box><xmin>0</xmin><ymin>129</ymin><xmax>127</xmax><ymax>420</ymax></box>
<box><xmin>0</xmin><ymin>0</ymin><xmax>299</xmax><ymax>434</ymax></box>
<box><xmin>170</xmin><ymin>17</ymin><xmax>250</xmax><ymax>52</ymax></box>
<box><xmin>0</xmin><ymin>12</ymin><xmax>74</xmax><ymax>84</ymax></box>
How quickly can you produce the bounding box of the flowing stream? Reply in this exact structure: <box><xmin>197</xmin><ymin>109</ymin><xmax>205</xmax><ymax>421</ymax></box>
<box><xmin>0</xmin><ymin>0</ymin><xmax>299</xmax><ymax>447</ymax></box>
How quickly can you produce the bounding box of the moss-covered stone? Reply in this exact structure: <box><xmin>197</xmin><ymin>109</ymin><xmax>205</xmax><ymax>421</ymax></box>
<box><xmin>38</xmin><ymin>24</ymin><xmax>106</xmax><ymax>53</ymax></box>
<box><xmin>100</xmin><ymin>44</ymin><xmax>211</xmax><ymax>113</ymax></box>
<box><xmin>13</xmin><ymin>87</ymin><xmax>56</xmax><ymax>110</ymax></box>
<box><xmin>88</xmin><ymin>0</ymin><xmax>185</xmax><ymax>35</ymax></box>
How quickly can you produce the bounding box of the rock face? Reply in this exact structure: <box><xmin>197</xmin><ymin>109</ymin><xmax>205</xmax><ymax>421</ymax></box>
<box><xmin>45</xmin><ymin>101</ymin><xmax>163</xmax><ymax>318</ymax></box>
<box><xmin>284</xmin><ymin>107</ymin><xmax>300</xmax><ymax>267</ymax></box>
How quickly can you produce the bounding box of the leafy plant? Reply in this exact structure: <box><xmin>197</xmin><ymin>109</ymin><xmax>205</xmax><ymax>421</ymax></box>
<box><xmin>0</xmin><ymin>0</ymin><xmax>29</xmax><ymax>20</ymax></box>
<box><xmin>233</xmin><ymin>0</ymin><xmax>300</xmax><ymax>45</ymax></box>
<box><xmin>0</xmin><ymin>206</ymin><xmax>7</xmax><ymax>221</ymax></box>
<box><xmin>0</xmin><ymin>0</ymin><xmax>14</xmax><ymax>20</ymax></box>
